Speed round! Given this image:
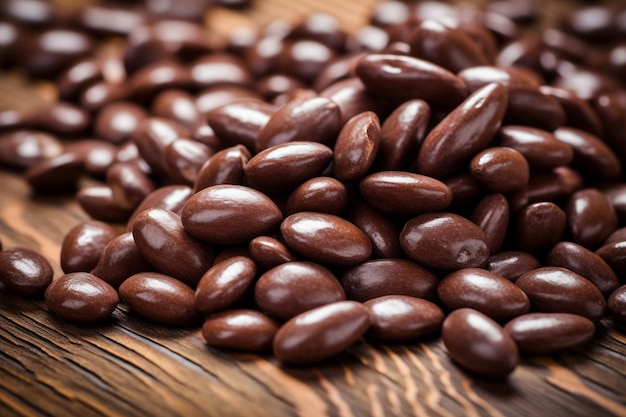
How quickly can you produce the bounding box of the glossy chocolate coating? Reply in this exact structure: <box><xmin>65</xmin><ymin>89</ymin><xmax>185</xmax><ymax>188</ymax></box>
<box><xmin>195</xmin><ymin>256</ymin><xmax>256</xmax><ymax>314</ymax></box>
<box><xmin>470</xmin><ymin>193</ymin><xmax>509</xmax><ymax>255</ymax></box>
<box><xmin>201</xmin><ymin>309</ymin><xmax>280</xmax><ymax>352</ymax></box>
<box><xmin>119</xmin><ymin>272</ymin><xmax>200</xmax><ymax>327</ymax></box>
<box><xmin>0</xmin><ymin>248</ymin><xmax>53</xmax><ymax>298</ymax></box>
<box><xmin>364</xmin><ymin>295</ymin><xmax>444</xmax><ymax>342</ymax></box>
<box><xmin>360</xmin><ymin>171</ymin><xmax>452</xmax><ymax>218</ymax></box>
<box><xmin>485</xmin><ymin>251</ymin><xmax>541</xmax><ymax>282</ymax></box>
<box><xmin>547</xmin><ymin>241</ymin><xmax>619</xmax><ymax>297</ymax></box>
<box><xmin>280</xmin><ymin>212</ymin><xmax>372</xmax><ymax>267</ymax></box>
<box><xmin>272</xmin><ymin>300</ymin><xmax>370</xmax><ymax>364</ymax></box>
<box><xmin>565</xmin><ymin>189</ymin><xmax>618</xmax><ymax>249</ymax></box>
<box><xmin>400</xmin><ymin>212</ymin><xmax>489</xmax><ymax>271</ymax></box>
<box><xmin>255</xmin><ymin>261</ymin><xmax>345</xmax><ymax>320</ymax></box>
<box><xmin>91</xmin><ymin>232</ymin><xmax>152</xmax><ymax>289</ymax></box>
<box><xmin>442</xmin><ymin>308</ymin><xmax>518</xmax><ymax>378</ymax></box>
<box><xmin>416</xmin><ymin>83</ymin><xmax>507</xmax><ymax>179</ymax></box>
<box><xmin>0</xmin><ymin>130</ymin><xmax>64</xmax><ymax>170</ymax></box>
<box><xmin>355</xmin><ymin>53</ymin><xmax>468</xmax><ymax>110</ymax></box>
<box><xmin>182</xmin><ymin>185</ymin><xmax>283</xmax><ymax>245</ymax></box>
<box><xmin>45</xmin><ymin>273</ymin><xmax>119</xmax><ymax>324</ymax></box>
<box><xmin>256</xmin><ymin>96</ymin><xmax>341</xmax><ymax>152</ymax></box>
<box><xmin>61</xmin><ymin>221</ymin><xmax>117</xmax><ymax>273</ymax></box>
<box><xmin>516</xmin><ymin>267</ymin><xmax>606</xmax><ymax>322</ymax></box>
<box><xmin>341</xmin><ymin>259</ymin><xmax>438</xmax><ymax>302</ymax></box>
<box><xmin>286</xmin><ymin>177</ymin><xmax>348</xmax><ymax>215</ymax></box>
<box><xmin>333</xmin><ymin>111</ymin><xmax>380</xmax><ymax>182</ymax></box>
<box><xmin>608</xmin><ymin>285</ymin><xmax>626</xmax><ymax>322</ymax></box>
<box><xmin>438</xmin><ymin>268</ymin><xmax>530</xmax><ymax>321</ymax></box>
<box><xmin>245</xmin><ymin>141</ymin><xmax>333</xmax><ymax>195</ymax></box>
<box><xmin>132</xmin><ymin>208</ymin><xmax>213</xmax><ymax>287</ymax></box>
<box><xmin>504</xmin><ymin>313</ymin><xmax>595</xmax><ymax>355</ymax></box>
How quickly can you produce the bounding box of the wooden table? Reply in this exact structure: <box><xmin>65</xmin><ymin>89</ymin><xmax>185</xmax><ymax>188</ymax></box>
<box><xmin>1</xmin><ymin>1</ymin><xmax>626</xmax><ymax>416</ymax></box>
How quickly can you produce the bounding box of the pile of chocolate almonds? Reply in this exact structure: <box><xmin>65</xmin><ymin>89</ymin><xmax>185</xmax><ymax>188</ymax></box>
<box><xmin>1</xmin><ymin>0</ymin><xmax>626</xmax><ymax>378</ymax></box>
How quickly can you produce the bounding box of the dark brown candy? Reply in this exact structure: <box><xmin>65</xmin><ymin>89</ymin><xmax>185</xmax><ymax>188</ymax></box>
<box><xmin>504</xmin><ymin>313</ymin><xmax>595</xmax><ymax>355</ymax></box>
<box><xmin>565</xmin><ymin>189</ymin><xmax>618</xmax><ymax>249</ymax></box>
<box><xmin>196</xmin><ymin>86</ymin><xmax>262</xmax><ymax>116</ymax></box>
<box><xmin>286</xmin><ymin>177</ymin><xmax>348</xmax><ymax>215</ymax></box>
<box><xmin>119</xmin><ymin>272</ymin><xmax>200</xmax><ymax>327</ymax></box>
<box><xmin>25</xmin><ymin>153</ymin><xmax>84</xmax><ymax>192</ymax></box>
<box><xmin>20</xmin><ymin>29</ymin><xmax>94</xmax><ymax>78</ymax></box>
<box><xmin>504</xmin><ymin>87</ymin><xmax>565</xmax><ymax>132</ymax></box>
<box><xmin>207</xmin><ymin>99</ymin><xmax>275</xmax><ymax>151</ymax></box>
<box><xmin>151</xmin><ymin>89</ymin><xmax>202</xmax><ymax>130</ymax></box>
<box><xmin>517</xmin><ymin>202</ymin><xmax>566</xmax><ymax>255</ymax></box>
<box><xmin>539</xmin><ymin>86</ymin><xmax>603</xmax><ymax>137</ymax></box>
<box><xmin>319</xmin><ymin>77</ymin><xmax>386</xmax><ymax>126</ymax></box>
<box><xmin>553</xmin><ymin>69</ymin><xmax>623</xmax><ymax>102</ymax></box>
<box><xmin>495</xmin><ymin>126</ymin><xmax>573</xmax><ymax>171</ymax></box>
<box><xmin>547</xmin><ymin>242</ymin><xmax>619</xmax><ymax>297</ymax></box>
<box><xmin>608</xmin><ymin>285</ymin><xmax>626</xmax><ymax>322</ymax></box>
<box><xmin>438</xmin><ymin>268</ymin><xmax>530</xmax><ymax>321</ymax></box>
<box><xmin>333</xmin><ymin>111</ymin><xmax>380</xmax><ymax>182</ymax></box>
<box><xmin>164</xmin><ymin>138</ymin><xmax>214</xmax><ymax>185</ymax></box>
<box><xmin>0</xmin><ymin>130</ymin><xmax>63</xmax><ymax>170</ymax></box>
<box><xmin>516</xmin><ymin>267</ymin><xmax>606</xmax><ymax>322</ymax></box>
<box><xmin>45</xmin><ymin>273</ymin><xmax>119</xmax><ymax>324</ymax></box>
<box><xmin>341</xmin><ymin>259</ymin><xmax>438</xmax><ymax>302</ymax></box>
<box><xmin>133</xmin><ymin>208</ymin><xmax>213</xmax><ymax>287</ymax></box>
<box><xmin>245</xmin><ymin>141</ymin><xmax>333</xmax><ymax>195</ymax></box>
<box><xmin>400</xmin><ymin>212</ymin><xmax>489</xmax><ymax>271</ymax></box>
<box><xmin>57</xmin><ymin>58</ymin><xmax>104</xmax><ymax>102</ymax></box>
<box><xmin>375</xmin><ymin>99</ymin><xmax>430</xmax><ymax>171</ymax></box>
<box><xmin>553</xmin><ymin>127</ymin><xmax>621</xmax><ymax>181</ymax></box>
<box><xmin>442</xmin><ymin>308</ymin><xmax>518</xmax><ymax>378</ymax></box>
<box><xmin>416</xmin><ymin>83</ymin><xmax>507</xmax><ymax>179</ymax></box>
<box><xmin>280</xmin><ymin>212</ymin><xmax>372</xmax><ymax>266</ymax></box>
<box><xmin>64</xmin><ymin>140</ymin><xmax>117</xmax><ymax>178</ymax></box>
<box><xmin>0</xmin><ymin>248</ymin><xmax>53</xmax><ymax>298</ymax></box>
<box><xmin>193</xmin><ymin>145</ymin><xmax>251</xmax><ymax>192</ymax></box>
<box><xmin>470</xmin><ymin>193</ymin><xmax>509</xmax><ymax>255</ymax></box>
<box><xmin>127</xmin><ymin>61</ymin><xmax>191</xmax><ymax>102</ymax></box>
<box><xmin>255</xmin><ymin>261</ymin><xmax>345</xmax><ymax>320</ymax></box>
<box><xmin>73</xmin><ymin>5</ymin><xmax>146</xmax><ymax>37</ymax></box>
<box><xmin>256</xmin><ymin>97</ymin><xmax>341</xmax><ymax>152</ymax></box>
<box><xmin>409</xmin><ymin>20</ymin><xmax>490</xmax><ymax>73</ymax></box>
<box><xmin>348</xmin><ymin>201</ymin><xmax>404</xmax><ymax>259</ymax></box>
<box><xmin>288</xmin><ymin>12</ymin><xmax>347</xmax><ymax>51</ymax></box>
<box><xmin>77</xmin><ymin>186</ymin><xmax>134</xmax><ymax>223</ymax></box>
<box><xmin>469</xmin><ymin>147</ymin><xmax>529</xmax><ymax>193</ymax></box>
<box><xmin>182</xmin><ymin>185</ymin><xmax>283</xmax><ymax>245</ymax></box>
<box><xmin>485</xmin><ymin>251</ymin><xmax>541</xmax><ymax>282</ymax></box>
<box><xmin>272</xmin><ymin>300</ymin><xmax>370</xmax><ymax>364</ymax></box>
<box><xmin>107</xmin><ymin>162</ymin><xmax>155</xmax><ymax>211</ymax></box>
<box><xmin>525</xmin><ymin>167</ymin><xmax>582</xmax><ymax>204</ymax></box>
<box><xmin>364</xmin><ymin>295</ymin><xmax>444</xmax><ymax>342</ymax></box>
<box><xmin>277</xmin><ymin>39</ymin><xmax>337</xmax><ymax>83</ymax></box>
<box><xmin>195</xmin><ymin>256</ymin><xmax>256</xmax><ymax>314</ymax></box>
<box><xmin>359</xmin><ymin>172</ymin><xmax>452</xmax><ymax>217</ymax></box>
<box><xmin>355</xmin><ymin>53</ymin><xmax>468</xmax><ymax>110</ymax></box>
<box><xmin>249</xmin><ymin>236</ymin><xmax>297</xmax><ymax>270</ymax></box>
<box><xmin>127</xmin><ymin>185</ymin><xmax>193</xmax><ymax>231</ymax></box>
<box><xmin>61</xmin><ymin>221</ymin><xmax>117</xmax><ymax>274</ymax></box>
<box><xmin>132</xmin><ymin>117</ymin><xmax>188</xmax><ymax>178</ymax></box>
<box><xmin>91</xmin><ymin>232</ymin><xmax>152</xmax><ymax>289</ymax></box>
<box><xmin>33</xmin><ymin>102</ymin><xmax>90</xmax><ymax>137</ymax></box>
<box><xmin>189</xmin><ymin>54</ymin><xmax>252</xmax><ymax>90</ymax></box>
<box><xmin>201</xmin><ymin>309</ymin><xmax>280</xmax><ymax>352</ymax></box>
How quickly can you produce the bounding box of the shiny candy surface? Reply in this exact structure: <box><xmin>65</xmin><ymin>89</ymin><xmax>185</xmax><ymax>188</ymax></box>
<box><xmin>45</xmin><ymin>273</ymin><xmax>119</xmax><ymax>324</ymax></box>
<box><xmin>442</xmin><ymin>308</ymin><xmax>518</xmax><ymax>378</ymax></box>
<box><xmin>272</xmin><ymin>301</ymin><xmax>370</xmax><ymax>364</ymax></box>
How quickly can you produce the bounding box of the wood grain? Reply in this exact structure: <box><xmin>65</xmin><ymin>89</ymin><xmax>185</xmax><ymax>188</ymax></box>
<box><xmin>1</xmin><ymin>0</ymin><xmax>626</xmax><ymax>416</ymax></box>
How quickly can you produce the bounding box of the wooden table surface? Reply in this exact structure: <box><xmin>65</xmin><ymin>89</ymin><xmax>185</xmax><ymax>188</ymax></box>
<box><xmin>1</xmin><ymin>1</ymin><xmax>626</xmax><ymax>416</ymax></box>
